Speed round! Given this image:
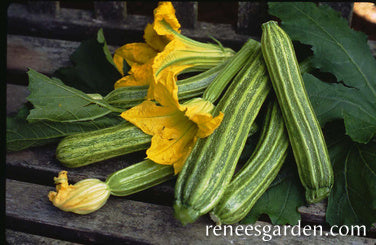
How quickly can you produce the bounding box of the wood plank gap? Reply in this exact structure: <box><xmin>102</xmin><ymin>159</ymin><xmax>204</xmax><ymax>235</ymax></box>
<box><xmin>6</xmin><ymin>179</ymin><xmax>376</xmax><ymax>244</ymax></box>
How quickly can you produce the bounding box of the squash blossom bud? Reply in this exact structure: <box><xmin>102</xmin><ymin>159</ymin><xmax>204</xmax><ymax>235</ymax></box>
<box><xmin>48</xmin><ymin>171</ymin><xmax>110</xmax><ymax>214</ymax></box>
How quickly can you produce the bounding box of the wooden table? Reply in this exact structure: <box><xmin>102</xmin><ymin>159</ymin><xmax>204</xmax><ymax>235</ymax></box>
<box><xmin>6</xmin><ymin>2</ymin><xmax>376</xmax><ymax>244</ymax></box>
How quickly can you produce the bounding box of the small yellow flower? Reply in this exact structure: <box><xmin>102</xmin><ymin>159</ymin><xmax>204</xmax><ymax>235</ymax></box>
<box><xmin>48</xmin><ymin>171</ymin><xmax>110</xmax><ymax>214</ymax></box>
<box><xmin>113</xmin><ymin>1</ymin><xmax>234</xmax><ymax>92</ymax></box>
<box><xmin>121</xmin><ymin>68</ymin><xmax>224</xmax><ymax>174</ymax></box>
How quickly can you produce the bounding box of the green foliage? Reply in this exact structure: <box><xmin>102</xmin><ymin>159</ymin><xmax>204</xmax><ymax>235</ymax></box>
<box><xmin>54</xmin><ymin>29</ymin><xmax>123</xmax><ymax>95</ymax></box>
<box><xmin>26</xmin><ymin>69</ymin><xmax>122</xmax><ymax>123</ymax></box>
<box><xmin>325</xmin><ymin>123</ymin><xmax>376</xmax><ymax>229</ymax></box>
<box><xmin>241</xmin><ymin>158</ymin><xmax>305</xmax><ymax>225</ymax></box>
<box><xmin>303</xmin><ymin>73</ymin><xmax>376</xmax><ymax>144</ymax></box>
<box><xmin>7</xmin><ymin>106</ymin><xmax>123</xmax><ymax>151</ymax></box>
<box><xmin>269</xmin><ymin>2</ymin><xmax>376</xmax><ymax>144</ymax></box>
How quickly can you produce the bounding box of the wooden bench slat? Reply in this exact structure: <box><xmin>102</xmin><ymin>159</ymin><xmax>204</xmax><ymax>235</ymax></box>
<box><xmin>6</xmin><ymin>229</ymin><xmax>82</xmax><ymax>245</ymax></box>
<box><xmin>94</xmin><ymin>2</ymin><xmax>127</xmax><ymax>23</ymax></box>
<box><xmin>6</xmin><ymin>34</ymin><xmax>120</xmax><ymax>85</ymax></box>
<box><xmin>6</xmin><ymin>84</ymin><xmax>29</xmax><ymax>116</ymax></box>
<box><xmin>236</xmin><ymin>2</ymin><xmax>269</xmax><ymax>36</ymax></box>
<box><xmin>6</xmin><ymin>179</ymin><xmax>375</xmax><ymax>244</ymax></box>
<box><xmin>27</xmin><ymin>1</ymin><xmax>60</xmax><ymax>16</ymax></box>
<box><xmin>173</xmin><ymin>2</ymin><xmax>198</xmax><ymax>29</ymax></box>
<box><xmin>7</xmin><ymin>35</ymin><xmax>80</xmax><ymax>77</ymax></box>
<box><xmin>8</xmin><ymin>3</ymin><xmax>249</xmax><ymax>50</ymax></box>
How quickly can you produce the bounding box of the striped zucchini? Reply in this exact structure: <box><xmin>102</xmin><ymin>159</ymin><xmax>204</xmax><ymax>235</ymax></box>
<box><xmin>104</xmin><ymin>61</ymin><xmax>227</xmax><ymax>109</ymax></box>
<box><xmin>106</xmin><ymin>160</ymin><xmax>174</xmax><ymax>196</ymax></box>
<box><xmin>261</xmin><ymin>21</ymin><xmax>333</xmax><ymax>203</ymax></box>
<box><xmin>210</xmin><ymin>99</ymin><xmax>289</xmax><ymax>224</ymax></box>
<box><xmin>56</xmin><ymin>122</ymin><xmax>151</xmax><ymax>168</ymax></box>
<box><xmin>174</xmin><ymin>41</ymin><xmax>271</xmax><ymax>225</ymax></box>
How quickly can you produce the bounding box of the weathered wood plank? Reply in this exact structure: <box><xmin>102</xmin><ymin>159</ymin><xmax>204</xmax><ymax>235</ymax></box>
<box><xmin>94</xmin><ymin>2</ymin><xmax>127</xmax><ymax>22</ymax></box>
<box><xmin>298</xmin><ymin>203</ymin><xmax>327</xmax><ymax>225</ymax></box>
<box><xmin>173</xmin><ymin>2</ymin><xmax>198</xmax><ymax>29</ymax></box>
<box><xmin>6</xmin><ymin>84</ymin><xmax>29</xmax><ymax>116</ymax></box>
<box><xmin>7</xmin><ymin>35</ymin><xmax>80</xmax><ymax>77</ymax></box>
<box><xmin>6</xmin><ymin>229</ymin><xmax>82</xmax><ymax>245</ymax></box>
<box><xmin>7</xmin><ymin>3</ymin><xmax>249</xmax><ymax>50</ymax></box>
<box><xmin>27</xmin><ymin>1</ymin><xmax>60</xmax><ymax>16</ymax></box>
<box><xmin>6</xmin><ymin>179</ymin><xmax>375</xmax><ymax>244</ymax></box>
<box><xmin>236</xmin><ymin>2</ymin><xmax>270</xmax><ymax>36</ymax></box>
<box><xmin>6</xmin><ymin>34</ymin><xmax>120</xmax><ymax>85</ymax></box>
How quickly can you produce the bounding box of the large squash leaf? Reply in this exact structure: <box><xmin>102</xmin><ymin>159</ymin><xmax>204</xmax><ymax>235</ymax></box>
<box><xmin>26</xmin><ymin>69</ymin><xmax>122</xmax><ymax>123</ymax></box>
<box><xmin>325</xmin><ymin>123</ymin><xmax>376</xmax><ymax>229</ymax></box>
<box><xmin>269</xmin><ymin>2</ymin><xmax>376</xmax><ymax>143</ymax></box>
<box><xmin>7</xmin><ymin>106</ymin><xmax>123</xmax><ymax>151</ymax></box>
<box><xmin>303</xmin><ymin>73</ymin><xmax>376</xmax><ymax>144</ymax></box>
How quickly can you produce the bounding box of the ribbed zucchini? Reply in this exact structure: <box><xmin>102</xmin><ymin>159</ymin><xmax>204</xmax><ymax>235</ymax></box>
<box><xmin>56</xmin><ymin>122</ymin><xmax>151</xmax><ymax>168</ymax></box>
<box><xmin>106</xmin><ymin>160</ymin><xmax>174</xmax><ymax>196</ymax></box>
<box><xmin>174</xmin><ymin>41</ymin><xmax>271</xmax><ymax>225</ymax></box>
<box><xmin>104</xmin><ymin>61</ymin><xmax>227</xmax><ymax>109</ymax></box>
<box><xmin>261</xmin><ymin>21</ymin><xmax>333</xmax><ymax>203</ymax></box>
<box><xmin>210</xmin><ymin>99</ymin><xmax>289</xmax><ymax>224</ymax></box>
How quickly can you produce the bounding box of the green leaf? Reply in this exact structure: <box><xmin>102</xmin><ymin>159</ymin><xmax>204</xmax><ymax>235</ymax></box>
<box><xmin>241</xmin><ymin>158</ymin><xmax>306</xmax><ymax>225</ymax></box>
<box><xmin>268</xmin><ymin>2</ymin><xmax>376</xmax><ymax>143</ymax></box>
<box><xmin>325</xmin><ymin>123</ymin><xmax>376</xmax><ymax>229</ymax></box>
<box><xmin>54</xmin><ymin>29</ymin><xmax>122</xmax><ymax>95</ymax></box>
<box><xmin>7</xmin><ymin>106</ymin><xmax>123</xmax><ymax>152</ymax></box>
<box><xmin>303</xmin><ymin>73</ymin><xmax>376</xmax><ymax>144</ymax></box>
<box><xmin>26</xmin><ymin>69</ymin><xmax>123</xmax><ymax>123</ymax></box>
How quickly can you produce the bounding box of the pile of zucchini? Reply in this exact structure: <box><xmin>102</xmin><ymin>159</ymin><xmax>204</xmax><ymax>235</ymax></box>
<box><xmin>56</xmin><ymin>21</ymin><xmax>333</xmax><ymax>225</ymax></box>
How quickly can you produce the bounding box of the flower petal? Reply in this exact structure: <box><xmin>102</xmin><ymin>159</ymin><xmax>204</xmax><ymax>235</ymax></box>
<box><xmin>192</xmin><ymin>112</ymin><xmax>224</xmax><ymax>138</ymax></box>
<box><xmin>114</xmin><ymin>43</ymin><xmax>157</xmax><ymax>67</ymax></box>
<box><xmin>152</xmin><ymin>39</ymin><xmax>192</xmax><ymax>78</ymax></box>
<box><xmin>150</xmin><ymin>66</ymin><xmax>189</xmax><ymax>107</ymax></box>
<box><xmin>184</xmin><ymin>98</ymin><xmax>224</xmax><ymax>138</ymax></box>
<box><xmin>121</xmin><ymin>100</ymin><xmax>184</xmax><ymax>136</ymax></box>
<box><xmin>146</xmin><ymin>119</ymin><xmax>197</xmax><ymax>174</ymax></box>
<box><xmin>153</xmin><ymin>2</ymin><xmax>181</xmax><ymax>37</ymax></box>
<box><xmin>113</xmin><ymin>53</ymin><xmax>126</xmax><ymax>76</ymax></box>
<box><xmin>144</xmin><ymin>23</ymin><xmax>170</xmax><ymax>52</ymax></box>
<box><xmin>114</xmin><ymin>61</ymin><xmax>154</xmax><ymax>88</ymax></box>
<box><xmin>48</xmin><ymin>171</ymin><xmax>110</xmax><ymax>214</ymax></box>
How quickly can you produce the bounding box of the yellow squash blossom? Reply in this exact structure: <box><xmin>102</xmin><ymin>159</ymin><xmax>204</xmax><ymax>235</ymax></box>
<box><xmin>121</xmin><ymin>67</ymin><xmax>224</xmax><ymax>174</ymax></box>
<box><xmin>48</xmin><ymin>171</ymin><xmax>110</xmax><ymax>214</ymax></box>
<box><xmin>113</xmin><ymin>1</ymin><xmax>234</xmax><ymax>95</ymax></box>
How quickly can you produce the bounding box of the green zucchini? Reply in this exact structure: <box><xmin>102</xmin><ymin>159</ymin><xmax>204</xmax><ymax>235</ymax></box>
<box><xmin>56</xmin><ymin>122</ymin><xmax>151</xmax><ymax>168</ymax></box>
<box><xmin>261</xmin><ymin>21</ymin><xmax>333</xmax><ymax>203</ymax></box>
<box><xmin>104</xmin><ymin>61</ymin><xmax>227</xmax><ymax>109</ymax></box>
<box><xmin>106</xmin><ymin>160</ymin><xmax>174</xmax><ymax>196</ymax></box>
<box><xmin>174</xmin><ymin>40</ymin><xmax>271</xmax><ymax>225</ymax></box>
<box><xmin>210</xmin><ymin>99</ymin><xmax>289</xmax><ymax>224</ymax></box>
